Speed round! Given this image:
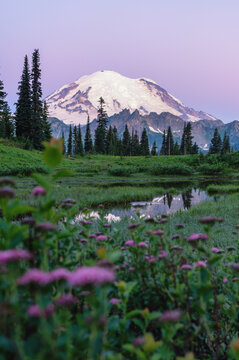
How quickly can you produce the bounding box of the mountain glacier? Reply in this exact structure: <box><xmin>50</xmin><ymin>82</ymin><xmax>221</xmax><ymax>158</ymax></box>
<box><xmin>45</xmin><ymin>70</ymin><xmax>217</xmax><ymax>125</ymax></box>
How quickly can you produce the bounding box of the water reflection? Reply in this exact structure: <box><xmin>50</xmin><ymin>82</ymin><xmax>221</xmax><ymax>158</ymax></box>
<box><xmin>76</xmin><ymin>189</ymin><xmax>212</xmax><ymax>223</ymax></box>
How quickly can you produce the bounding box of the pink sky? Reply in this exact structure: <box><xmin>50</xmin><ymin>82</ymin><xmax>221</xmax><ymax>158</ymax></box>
<box><xmin>1</xmin><ymin>0</ymin><xmax>239</xmax><ymax>122</ymax></box>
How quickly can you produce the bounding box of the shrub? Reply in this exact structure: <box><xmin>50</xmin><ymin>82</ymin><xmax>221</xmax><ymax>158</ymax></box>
<box><xmin>197</xmin><ymin>163</ymin><xmax>225</xmax><ymax>175</ymax></box>
<box><xmin>108</xmin><ymin>166</ymin><xmax>136</xmax><ymax>177</ymax></box>
<box><xmin>149</xmin><ymin>164</ymin><xmax>193</xmax><ymax>176</ymax></box>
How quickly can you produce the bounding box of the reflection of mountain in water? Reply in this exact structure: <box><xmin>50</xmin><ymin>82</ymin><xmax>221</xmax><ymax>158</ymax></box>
<box><xmin>110</xmin><ymin>189</ymin><xmax>211</xmax><ymax>219</ymax></box>
<box><xmin>75</xmin><ymin>189</ymin><xmax>212</xmax><ymax>223</ymax></box>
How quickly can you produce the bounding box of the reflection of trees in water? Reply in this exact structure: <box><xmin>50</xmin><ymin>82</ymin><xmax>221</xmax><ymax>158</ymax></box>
<box><xmin>163</xmin><ymin>193</ymin><xmax>173</xmax><ymax>209</ymax></box>
<box><xmin>166</xmin><ymin>193</ymin><xmax>173</xmax><ymax>208</ymax></box>
<box><xmin>182</xmin><ymin>189</ymin><xmax>193</xmax><ymax>209</ymax></box>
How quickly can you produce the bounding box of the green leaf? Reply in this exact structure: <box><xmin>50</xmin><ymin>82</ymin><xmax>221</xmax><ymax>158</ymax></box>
<box><xmin>32</xmin><ymin>173</ymin><xmax>50</xmax><ymax>191</ymax></box>
<box><xmin>43</xmin><ymin>142</ymin><xmax>62</xmax><ymax>168</ymax></box>
<box><xmin>52</xmin><ymin>169</ymin><xmax>75</xmax><ymax>181</ymax></box>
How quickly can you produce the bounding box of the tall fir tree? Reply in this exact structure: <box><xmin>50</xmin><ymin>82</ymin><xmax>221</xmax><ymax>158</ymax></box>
<box><xmin>140</xmin><ymin>128</ymin><xmax>150</xmax><ymax>156</ymax></box>
<box><xmin>1</xmin><ymin>103</ymin><xmax>14</xmax><ymax>138</ymax></box>
<box><xmin>185</xmin><ymin>122</ymin><xmax>193</xmax><ymax>154</ymax></box>
<box><xmin>173</xmin><ymin>141</ymin><xmax>180</xmax><ymax>155</ymax></box>
<box><xmin>0</xmin><ymin>78</ymin><xmax>7</xmax><ymax>114</ymax></box>
<box><xmin>132</xmin><ymin>130</ymin><xmax>141</xmax><ymax>156</ymax></box>
<box><xmin>166</xmin><ymin>126</ymin><xmax>174</xmax><ymax>155</ymax></box>
<box><xmin>191</xmin><ymin>142</ymin><xmax>199</xmax><ymax>154</ymax></box>
<box><xmin>151</xmin><ymin>141</ymin><xmax>157</xmax><ymax>155</ymax></box>
<box><xmin>94</xmin><ymin>97</ymin><xmax>108</xmax><ymax>154</ymax></box>
<box><xmin>73</xmin><ymin>125</ymin><xmax>77</xmax><ymax>154</ymax></box>
<box><xmin>67</xmin><ymin>125</ymin><xmax>72</xmax><ymax>155</ymax></box>
<box><xmin>106</xmin><ymin>125</ymin><xmax>114</xmax><ymax>155</ymax></box>
<box><xmin>160</xmin><ymin>130</ymin><xmax>167</xmax><ymax>155</ymax></box>
<box><xmin>221</xmin><ymin>132</ymin><xmax>230</xmax><ymax>154</ymax></box>
<box><xmin>62</xmin><ymin>131</ymin><xmax>66</xmax><ymax>154</ymax></box>
<box><xmin>112</xmin><ymin>126</ymin><xmax>119</xmax><ymax>155</ymax></box>
<box><xmin>180</xmin><ymin>124</ymin><xmax>187</xmax><ymax>155</ymax></box>
<box><xmin>15</xmin><ymin>55</ymin><xmax>32</xmax><ymax>140</ymax></box>
<box><xmin>77</xmin><ymin>124</ymin><xmax>84</xmax><ymax>155</ymax></box>
<box><xmin>31</xmin><ymin>49</ymin><xmax>43</xmax><ymax>149</ymax></box>
<box><xmin>122</xmin><ymin>124</ymin><xmax>131</xmax><ymax>156</ymax></box>
<box><xmin>42</xmin><ymin>101</ymin><xmax>52</xmax><ymax>141</ymax></box>
<box><xmin>209</xmin><ymin>128</ymin><xmax>222</xmax><ymax>154</ymax></box>
<box><xmin>84</xmin><ymin>116</ymin><xmax>93</xmax><ymax>153</ymax></box>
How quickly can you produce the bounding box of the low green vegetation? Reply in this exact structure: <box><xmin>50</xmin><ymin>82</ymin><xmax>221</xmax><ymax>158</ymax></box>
<box><xmin>207</xmin><ymin>184</ymin><xmax>239</xmax><ymax>194</ymax></box>
<box><xmin>1</xmin><ymin>142</ymin><xmax>239</xmax><ymax>359</ymax></box>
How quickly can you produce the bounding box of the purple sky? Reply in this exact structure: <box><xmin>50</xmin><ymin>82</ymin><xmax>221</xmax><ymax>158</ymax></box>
<box><xmin>1</xmin><ymin>0</ymin><xmax>239</xmax><ymax>123</ymax></box>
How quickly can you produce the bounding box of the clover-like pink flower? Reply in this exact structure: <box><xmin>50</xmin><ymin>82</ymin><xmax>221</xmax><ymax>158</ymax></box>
<box><xmin>125</xmin><ymin>240</ymin><xmax>135</xmax><ymax>247</ymax></box>
<box><xmin>109</xmin><ymin>298</ymin><xmax>122</xmax><ymax>305</ymax></box>
<box><xmin>187</xmin><ymin>233</ymin><xmax>209</xmax><ymax>242</ymax></box>
<box><xmin>0</xmin><ymin>249</ymin><xmax>32</xmax><ymax>265</ymax></box>
<box><xmin>28</xmin><ymin>304</ymin><xmax>54</xmax><ymax>318</ymax></box>
<box><xmin>32</xmin><ymin>186</ymin><xmax>46</xmax><ymax>197</ymax></box>
<box><xmin>68</xmin><ymin>266</ymin><xmax>115</xmax><ymax>287</ymax></box>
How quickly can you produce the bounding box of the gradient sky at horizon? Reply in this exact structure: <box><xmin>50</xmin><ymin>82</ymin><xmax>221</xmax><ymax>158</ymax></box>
<box><xmin>1</xmin><ymin>0</ymin><xmax>239</xmax><ymax>123</ymax></box>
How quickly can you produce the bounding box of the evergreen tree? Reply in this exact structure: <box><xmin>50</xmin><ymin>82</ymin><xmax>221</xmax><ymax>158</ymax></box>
<box><xmin>77</xmin><ymin>124</ymin><xmax>84</xmax><ymax>155</ymax></box>
<box><xmin>173</xmin><ymin>141</ymin><xmax>180</xmax><ymax>155</ymax></box>
<box><xmin>221</xmin><ymin>132</ymin><xmax>230</xmax><ymax>154</ymax></box>
<box><xmin>132</xmin><ymin>130</ymin><xmax>141</xmax><ymax>156</ymax></box>
<box><xmin>0</xmin><ymin>114</ymin><xmax>5</xmax><ymax>138</ymax></box>
<box><xmin>15</xmin><ymin>55</ymin><xmax>32</xmax><ymax>140</ymax></box>
<box><xmin>62</xmin><ymin>131</ymin><xmax>66</xmax><ymax>154</ymax></box>
<box><xmin>42</xmin><ymin>101</ymin><xmax>51</xmax><ymax>141</ymax></box>
<box><xmin>67</xmin><ymin>125</ymin><xmax>72</xmax><ymax>155</ymax></box>
<box><xmin>106</xmin><ymin>125</ymin><xmax>114</xmax><ymax>155</ymax></box>
<box><xmin>84</xmin><ymin>116</ymin><xmax>93</xmax><ymax>153</ymax></box>
<box><xmin>191</xmin><ymin>142</ymin><xmax>199</xmax><ymax>154</ymax></box>
<box><xmin>112</xmin><ymin>126</ymin><xmax>119</xmax><ymax>155</ymax></box>
<box><xmin>0</xmin><ymin>78</ymin><xmax>7</xmax><ymax>113</ymax></box>
<box><xmin>151</xmin><ymin>141</ymin><xmax>157</xmax><ymax>155</ymax></box>
<box><xmin>209</xmin><ymin>128</ymin><xmax>221</xmax><ymax>154</ymax></box>
<box><xmin>160</xmin><ymin>130</ymin><xmax>167</xmax><ymax>155</ymax></box>
<box><xmin>166</xmin><ymin>126</ymin><xmax>174</xmax><ymax>155</ymax></box>
<box><xmin>1</xmin><ymin>103</ymin><xmax>14</xmax><ymax>138</ymax></box>
<box><xmin>73</xmin><ymin>125</ymin><xmax>77</xmax><ymax>154</ymax></box>
<box><xmin>31</xmin><ymin>49</ymin><xmax>43</xmax><ymax>149</ymax></box>
<box><xmin>122</xmin><ymin>124</ymin><xmax>131</xmax><ymax>156</ymax></box>
<box><xmin>140</xmin><ymin>128</ymin><xmax>150</xmax><ymax>156</ymax></box>
<box><xmin>94</xmin><ymin>97</ymin><xmax>108</xmax><ymax>154</ymax></box>
<box><xmin>180</xmin><ymin>124</ymin><xmax>187</xmax><ymax>155</ymax></box>
<box><xmin>185</xmin><ymin>123</ymin><xmax>193</xmax><ymax>154</ymax></box>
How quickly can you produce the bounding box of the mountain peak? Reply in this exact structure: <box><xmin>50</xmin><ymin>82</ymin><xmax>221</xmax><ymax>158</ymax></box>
<box><xmin>45</xmin><ymin>70</ymin><xmax>217</xmax><ymax>125</ymax></box>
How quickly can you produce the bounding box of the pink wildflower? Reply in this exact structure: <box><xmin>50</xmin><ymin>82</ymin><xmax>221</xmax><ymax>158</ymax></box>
<box><xmin>96</xmin><ymin>235</ymin><xmax>108</xmax><ymax>241</ymax></box>
<box><xmin>151</xmin><ymin>229</ymin><xmax>164</xmax><ymax>236</ymax></box>
<box><xmin>0</xmin><ymin>249</ymin><xmax>32</xmax><ymax>265</ymax></box>
<box><xmin>55</xmin><ymin>294</ymin><xmax>77</xmax><ymax>307</ymax></box>
<box><xmin>187</xmin><ymin>233</ymin><xmax>209</xmax><ymax>242</ymax></box>
<box><xmin>194</xmin><ymin>261</ymin><xmax>207</xmax><ymax>268</ymax></box>
<box><xmin>109</xmin><ymin>298</ymin><xmax>122</xmax><ymax>305</ymax></box>
<box><xmin>171</xmin><ymin>245</ymin><xmax>184</xmax><ymax>251</ymax></box>
<box><xmin>138</xmin><ymin>242</ymin><xmax>148</xmax><ymax>248</ymax></box>
<box><xmin>128</xmin><ymin>223</ymin><xmax>140</xmax><ymax>229</ymax></box>
<box><xmin>81</xmin><ymin>220</ymin><xmax>93</xmax><ymax>225</ymax></box>
<box><xmin>35</xmin><ymin>222</ymin><xmax>56</xmax><ymax>232</ymax></box>
<box><xmin>171</xmin><ymin>234</ymin><xmax>180</xmax><ymax>240</ymax></box>
<box><xmin>0</xmin><ymin>187</ymin><xmax>15</xmax><ymax>199</ymax></box>
<box><xmin>133</xmin><ymin>337</ymin><xmax>145</xmax><ymax>347</ymax></box>
<box><xmin>158</xmin><ymin>309</ymin><xmax>182</xmax><ymax>323</ymax></box>
<box><xmin>0</xmin><ymin>177</ymin><xmax>16</xmax><ymax>187</ymax></box>
<box><xmin>223</xmin><ymin>278</ymin><xmax>228</xmax><ymax>283</ymax></box>
<box><xmin>50</xmin><ymin>268</ymin><xmax>70</xmax><ymax>282</ymax></box>
<box><xmin>231</xmin><ymin>264</ymin><xmax>239</xmax><ymax>271</ymax></box>
<box><xmin>68</xmin><ymin>266</ymin><xmax>115</xmax><ymax>287</ymax></box>
<box><xmin>80</xmin><ymin>238</ymin><xmax>88</xmax><ymax>243</ymax></box>
<box><xmin>158</xmin><ymin>250</ymin><xmax>168</xmax><ymax>258</ymax></box>
<box><xmin>17</xmin><ymin>269</ymin><xmax>51</xmax><ymax>286</ymax></box>
<box><xmin>199</xmin><ymin>216</ymin><xmax>220</xmax><ymax>224</ymax></box>
<box><xmin>211</xmin><ymin>247</ymin><xmax>224</xmax><ymax>253</ymax></box>
<box><xmin>181</xmin><ymin>264</ymin><xmax>192</xmax><ymax>270</ymax></box>
<box><xmin>28</xmin><ymin>304</ymin><xmax>54</xmax><ymax>318</ymax></box>
<box><xmin>129</xmin><ymin>267</ymin><xmax>135</xmax><ymax>271</ymax></box>
<box><xmin>32</xmin><ymin>186</ymin><xmax>46</xmax><ymax>197</ymax></box>
<box><xmin>124</xmin><ymin>240</ymin><xmax>135</xmax><ymax>247</ymax></box>
<box><xmin>89</xmin><ymin>234</ymin><xmax>96</xmax><ymax>238</ymax></box>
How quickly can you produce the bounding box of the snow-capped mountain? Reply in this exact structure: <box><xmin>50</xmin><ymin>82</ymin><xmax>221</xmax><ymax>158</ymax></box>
<box><xmin>45</xmin><ymin>70</ymin><xmax>216</xmax><ymax>125</ymax></box>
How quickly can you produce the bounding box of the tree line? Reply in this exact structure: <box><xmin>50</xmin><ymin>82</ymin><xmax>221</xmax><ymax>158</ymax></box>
<box><xmin>65</xmin><ymin>97</ymin><xmax>151</xmax><ymax>156</ymax></box>
<box><xmin>0</xmin><ymin>49</ymin><xmax>51</xmax><ymax>149</ymax></box>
